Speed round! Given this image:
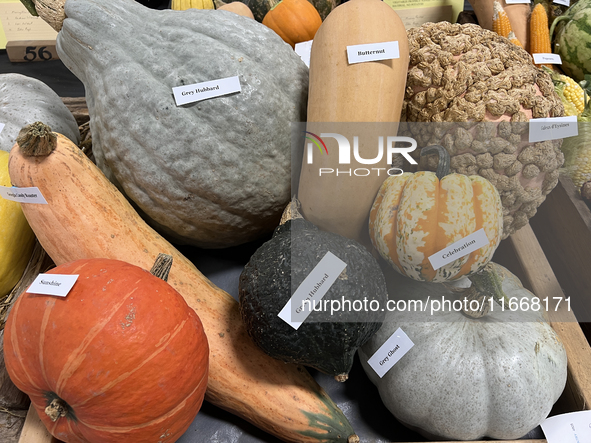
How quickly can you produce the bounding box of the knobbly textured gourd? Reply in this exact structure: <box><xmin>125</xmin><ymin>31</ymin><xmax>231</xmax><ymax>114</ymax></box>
<box><xmin>4</xmin><ymin>257</ymin><xmax>209</xmax><ymax>443</ymax></box>
<box><xmin>0</xmin><ymin>73</ymin><xmax>79</xmax><ymax>152</ymax></box>
<box><xmin>359</xmin><ymin>263</ymin><xmax>567</xmax><ymax>440</ymax></box>
<box><xmin>239</xmin><ymin>202</ymin><xmax>387</xmax><ymax>381</ymax></box>
<box><xmin>56</xmin><ymin>0</ymin><xmax>308</xmax><ymax>248</ymax></box>
<box><xmin>8</xmin><ymin>123</ymin><xmax>358</xmax><ymax>443</ymax></box>
<box><xmin>402</xmin><ymin>22</ymin><xmax>565</xmax><ymax>238</ymax></box>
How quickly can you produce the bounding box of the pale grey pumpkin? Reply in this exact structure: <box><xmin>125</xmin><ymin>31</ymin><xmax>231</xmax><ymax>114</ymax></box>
<box><xmin>358</xmin><ymin>262</ymin><xmax>567</xmax><ymax>441</ymax></box>
<box><xmin>56</xmin><ymin>0</ymin><xmax>309</xmax><ymax>248</ymax></box>
<box><xmin>0</xmin><ymin>74</ymin><xmax>80</xmax><ymax>152</ymax></box>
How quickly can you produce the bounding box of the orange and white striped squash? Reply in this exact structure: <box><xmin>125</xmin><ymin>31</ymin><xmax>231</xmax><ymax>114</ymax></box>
<box><xmin>369</xmin><ymin>146</ymin><xmax>503</xmax><ymax>283</ymax></box>
<box><xmin>4</xmin><ymin>258</ymin><xmax>209</xmax><ymax>443</ymax></box>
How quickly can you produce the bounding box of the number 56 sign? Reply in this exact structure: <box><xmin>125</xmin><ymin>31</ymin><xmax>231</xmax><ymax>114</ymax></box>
<box><xmin>6</xmin><ymin>40</ymin><xmax>58</xmax><ymax>62</ymax></box>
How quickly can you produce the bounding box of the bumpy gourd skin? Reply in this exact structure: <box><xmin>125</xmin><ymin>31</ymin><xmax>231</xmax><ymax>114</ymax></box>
<box><xmin>239</xmin><ymin>219</ymin><xmax>387</xmax><ymax>377</ymax></box>
<box><xmin>56</xmin><ymin>0</ymin><xmax>309</xmax><ymax>248</ymax></box>
<box><xmin>0</xmin><ymin>73</ymin><xmax>80</xmax><ymax>152</ymax></box>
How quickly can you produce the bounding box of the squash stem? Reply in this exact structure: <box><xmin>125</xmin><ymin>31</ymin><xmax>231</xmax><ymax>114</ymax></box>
<box><xmin>150</xmin><ymin>253</ymin><xmax>173</xmax><ymax>282</ymax></box>
<box><xmin>419</xmin><ymin>145</ymin><xmax>450</xmax><ymax>180</ymax></box>
<box><xmin>16</xmin><ymin>122</ymin><xmax>57</xmax><ymax>157</ymax></box>
<box><xmin>45</xmin><ymin>398</ymin><xmax>68</xmax><ymax>422</ymax></box>
<box><xmin>19</xmin><ymin>0</ymin><xmax>38</xmax><ymax>16</ymax></box>
<box><xmin>462</xmin><ymin>263</ymin><xmax>509</xmax><ymax>319</ymax></box>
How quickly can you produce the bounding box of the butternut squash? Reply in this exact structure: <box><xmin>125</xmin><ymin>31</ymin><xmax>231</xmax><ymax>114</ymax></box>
<box><xmin>8</xmin><ymin>123</ymin><xmax>358</xmax><ymax>443</ymax></box>
<box><xmin>297</xmin><ymin>0</ymin><xmax>409</xmax><ymax>247</ymax></box>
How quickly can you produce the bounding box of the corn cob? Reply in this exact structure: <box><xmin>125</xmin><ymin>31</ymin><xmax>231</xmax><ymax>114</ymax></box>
<box><xmin>493</xmin><ymin>1</ymin><xmax>513</xmax><ymax>38</ymax></box>
<box><xmin>530</xmin><ymin>3</ymin><xmax>553</xmax><ymax>69</ymax></box>
<box><xmin>507</xmin><ymin>31</ymin><xmax>523</xmax><ymax>48</ymax></box>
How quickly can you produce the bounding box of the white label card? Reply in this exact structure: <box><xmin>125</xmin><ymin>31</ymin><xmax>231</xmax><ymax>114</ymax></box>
<box><xmin>367</xmin><ymin>328</ymin><xmax>414</xmax><ymax>378</ymax></box>
<box><xmin>505</xmin><ymin>0</ymin><xmax>530</xmax><ymax>3</ymax></box>
<box><xmin>347</xmin><ymin>41</ymin><xmax>400</xmax><ymax>65</ymax></box>
<box><xmin>0</xmin><ymin>186</ymin><xmax>47</xmax><ymax>204</ymax></box>
<box><xmin>553</xmin><ymin>0</ymin><xmax>569</xmax><ymax>6</ymax></box>
<box><xmin>277</xmin><ymin>251</ymin><xmax>347</xmax><ymax>330</ymax></box>
<box><xmin>541</xmin><ymin>411</ymin><xmax>591</xmax><ymax>443</ymax></box>
<box><xmin>295</xmin><ymin>40</ymin><xmax>313</xmax><ymax>68</ymax></box>
<box><xmin>0</xmin><ymin>122</ymin><xmax>5</xmax><ymax>134</ymax></box>
<box><xmin>529</xmin><ymin>116</ymin><xmax>578</xmax><ymax>142</ymax></box>
<box><xmin>428</xmin><ymin>228</ymin><xmax>489</xmax><ymax>271</ymax></box>
<box><xmin>172</xmin><ymin>76</ymin><xmax>241</xmax><ymax>106</ymax></box>
<box><xmin>532</xmin><ymin>53</ymin><xmax>562</xmax><ymax>65</ymax></box>
<box><xmin>27</xmin><ymin>274</ymin><xmax>79</xmax><ymax>297</ymax></box>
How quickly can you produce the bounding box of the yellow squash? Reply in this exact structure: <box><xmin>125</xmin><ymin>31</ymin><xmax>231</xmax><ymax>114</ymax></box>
<box><xmin>0</xmin><ymin>150</ymin><xmax>35</xmax><ymax>295</ymax></box>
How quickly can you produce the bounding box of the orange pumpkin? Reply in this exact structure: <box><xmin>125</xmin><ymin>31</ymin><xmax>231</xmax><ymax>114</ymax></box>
<box><xmin>4</xmin><ymin>257</ymin><xmax>209</xmax><ymax>443</ymax></box>
<box><xmin>262</xmin><ymin>0</ymin><xmax>322</xmax><ymax>48</ymax></box>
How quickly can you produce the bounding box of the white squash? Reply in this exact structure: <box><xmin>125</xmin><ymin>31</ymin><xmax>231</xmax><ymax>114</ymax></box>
<box><xmin>359</xmin><ymin>262</ymin><xmax>567</xmax><ymax>440</ymax></box>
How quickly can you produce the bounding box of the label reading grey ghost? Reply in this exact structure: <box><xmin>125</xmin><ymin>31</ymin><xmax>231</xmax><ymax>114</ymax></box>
<box><xmin>0</xmin><ymin>186</ymin><xmax>48</xmax><ymax>204</ymax></box>
<box><xmin>367</xmin><ymin>328</ymin><xmax>414</xmax><ymax>378</ymax></box>
<box><xmin>347</xmin><ymin>41</ymin><xmax>400</xmax><ymax>64</ymax></box>
<box><xmin>27</xmin><ymin>274</ymin><xmax>79</xmax><ymax>297</ymax></box>
<box><xmin>277</xmin><ymin>251</ymin><xmax>347</xmax><ymax>330</ymax></box>
<box><xmin>295</xmin><ymin>40</ymin><xmax>312</xmax><ymax>68</ymax></box>
<box><xmin>428</xmin><ymin>228</ymin><xmax>489</xmax><ymax>271</ymax></box>
<box><xmin>541</xmin><ymin>410</ymin><xmax>591</xmax><ymax>443</ymax></box>
<box><xmin>173</xmin><ymin>76</ymin><xmax>241</xmax><ymax>106</ymax></box>
<box><xmin>529</xmin><ymin>116</ymin><xmax>578</xmax><ymax>142</ymax></box>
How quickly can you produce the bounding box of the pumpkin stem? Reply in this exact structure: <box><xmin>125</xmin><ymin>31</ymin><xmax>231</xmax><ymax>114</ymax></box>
<box><xmin>45</xmin><ymin>398</ymin><xmax>68</xmax><ymax>422</ymax></box>
<box><xmin>150</xmin><ymin>253</ymin><xmax>173</xmax><ymax>282</ymax></box>
<box><xmin>419</xmin><ymin>145</ymin><xmax>450</xmax><ymax>180</ymax></box>
<box><xmin>461</xmin><ymin>263</ymin><xmax>509</xmax><ymax>319</ymax></box>
<box><xmin>347</xmin><ymin>434</ymin><xmax>360</xmax><ymax>443</ymax></box>
<box><xmin>16</xmin><ymin>122</ymin><xmax>57</xmax><ymax>157</ymax></box>
<box><xmin>280</xmin><ymin>196</ymin><xmax>304</xmax><ymax>225</ymax></box>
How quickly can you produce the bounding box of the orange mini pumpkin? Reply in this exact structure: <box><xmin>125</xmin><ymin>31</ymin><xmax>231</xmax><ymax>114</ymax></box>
<box><xmin>262</xmin><ymin>0</ymin><xmax>322</xmax><ymax>48</ymax></box>
<box><xmin>4</xmin><ymin>257</ymin><xmax>209</xmax><ymax>443</ymax></box>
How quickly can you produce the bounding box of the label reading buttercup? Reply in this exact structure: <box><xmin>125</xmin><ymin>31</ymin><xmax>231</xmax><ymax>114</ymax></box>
<box><xmin>0</xmin><ymin>185</ymin><xmax>47</xmax><ymax>204</ymax></box>
<box><xmin>367</xmin><ymin>328</ymin><xmax>414</xmax><ymax>378</ymax></box>
<box><xmin>532</xmin><ymin>53</ymin><xmax>562</xmax><ymax>65</ymax></box>
<box><xmin>172</xmin><ymin>76</ymin><xmax>241</xmax><ymax>106</ymax></box>
<box><xmin>277</xmin><ymin>251</ymin><xmax>347</xmax><ymax>330</ymax></box>
<box><xmin>428</xmin><ymin>229</ymin><xmax>489</xmax><ymax>271</ymax></box>
<box><xmin>346</xmin><ymin>41</ymin><xmax>400</xmax><ymax>65</ymax></box>
<box><xmin>529</xmin><ymin>116</ymin><xmax>578</xmax><ymax>142</ymax></box>
<box><xmin>27</xmin><ymin>273</ymin><xmax>79</xmax><ymax>297</ymax></box>
<box><xmin>295</xmin><ymin>40</ymin><xmax>313</xmax><ymax>68</ymax></box>
<box><xmin>541</xmin><ymin>411</ymin><xmax>591</xmax><ymax>443</ymax></box>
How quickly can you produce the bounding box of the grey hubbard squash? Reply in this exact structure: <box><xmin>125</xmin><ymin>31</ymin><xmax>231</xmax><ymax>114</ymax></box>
<box><xmin>0</xmin><ymin>73</ymin><xmax>80</xmax><ymax>152</ymax></box>
<box><xmin>358</xmin><ymin>262</ymin><xmax>568</xmax><ymax>440</ymax></box>
<box><xmin>50</xmin><ymin>0</ymin><xmax>308</xmax><ymax>249</ymax></box>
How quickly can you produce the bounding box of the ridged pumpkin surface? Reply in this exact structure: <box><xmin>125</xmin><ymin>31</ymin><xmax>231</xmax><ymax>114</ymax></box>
<box><xmin>0</xmin><ymin>150</ymin><xmax>35</xmax><ymax>295</ymax></box>
<box><xmin>4</xmin><ymin>258</ymin><xmax>209</xmax><ymax>443</ymax></box>
<box><xmin>369</xmin><ymin>171</ymin><xmax>503</xmax><ymax>282</ymax></box>
<box><xmin>56</xmin><ymin>0</ymin><xmax>309</xmax><ymax>248</ymax></box>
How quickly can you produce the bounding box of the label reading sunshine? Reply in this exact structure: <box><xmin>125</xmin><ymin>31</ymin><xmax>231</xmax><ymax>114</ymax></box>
<box><xmin>0</xmin><ymin>185</ymin><xmax>47</xmax><ymax>204</ymax></box>
<box><xmin>172</xmin><ymin>75</ymin><xmax>241</xmax><ymax>106</ymax></box>
<box><xmin>428</xmin><ymin>229</ymin><xmax>489</xmax><ymax>271</ymax></box>
<box><xmin>27</xmin><ymin>273</ymin><xmax>79</xmax><ymax>297</ymax></box>
<box><xmin>346</xmin><ymin>41</ymin><xmax>400</xmax><ymax>64</ymax></box>
<box><xmin>277</xmin><ymin>251</ymin><xmax>347</xmax><ymax>330</ymax></box>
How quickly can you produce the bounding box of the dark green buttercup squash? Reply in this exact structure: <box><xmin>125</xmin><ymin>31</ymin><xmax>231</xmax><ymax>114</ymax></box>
<box><xmin>239</xmin><ymin>201</ymin><xmax>387</xmax><ymax>381</ymax></box>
